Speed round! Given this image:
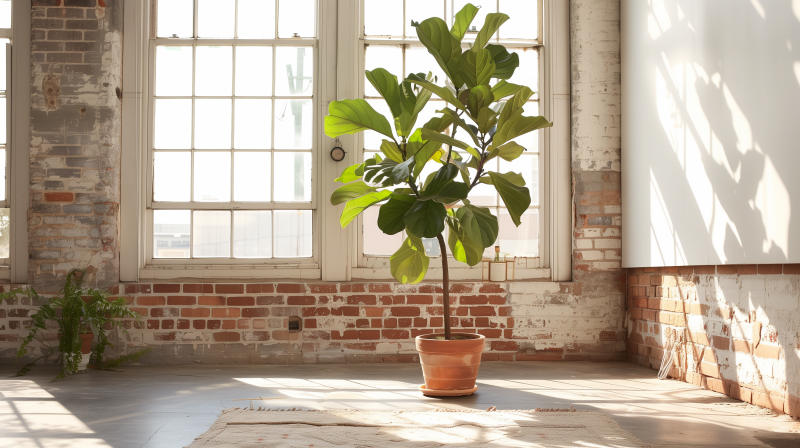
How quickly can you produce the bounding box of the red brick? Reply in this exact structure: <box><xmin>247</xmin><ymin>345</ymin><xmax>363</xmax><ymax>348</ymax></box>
<box><xmin>717</xmin><ymin>265</ymin><xmax>737</xmax><ymax>275</ymax></box>
<box><xmin>303</xmin><ymin>307</ymin><xmax>330</xmax><ymax>317</ymax></box>
<box><xmin>758</xmin><ymin>264</ymin><xmax>783</xmax><ymax>275</ymax></box>
<box><xmin>227</xmin><ymin>296</ymin><xmax>255</xmax><ymax>306</ymax></box>
<box><xmin>430</xmin><ymin>317</ymin><xmax>443</xmax><ymax>327</ymax></box>
<box><xmin>309</xmin><ymin>283</ymin><xmax>337</xmax><ymax>293</ymax></box>
<box><xmin>491</xmin><ymin>341</ymin><xmax>519</xmax><ymax>351</ymax></box>
<box><xmin>150</xmin><ymin>308</ymin><xmax>180</xmax><ymax>318</ymax></box>
<box><xmin>379</xmin><ymin>295</ymin><xmax>405</xmax><ymax>305</ymax></box>
<box><xmin>241</xmin><ymin>308</ymin><xmax>270</xmax><ymax>318</ymax></box>
<box><xmin>146</xmin><ymin>319</ymin><xmax>159</xmax><ymax>330</ymax></box>
<box><xmin>475</xmin><ymin>317</ymin><xmax>491</xmax><ymax>327</ymax></box>
<box><xmin>413</xmin><ymin>317</ymin><xmax>427</xmax><ymax>327</ymax></box>
<box><xmin>212</xmin><ymin>308</ymin><xmax>240</xmax><ymax>318</ymax></box>
<box><xmin>368</xmin><ymin>283</ymin><xmax>392</xmax><ymax>292</ymax></box>
<box><xmin>193</xmin><ymin>320</ymin><xmax>206</xmax><ymax>330</ymax></box>
<box><xmin>331</xmin><ymin>330</ymin><xmax>359</xmax><ymax>340</ymax></box>
<box><xmin>356</xmin><ymin>318</ymin><xmax>370</xmax><ymax>328</ymax></box>
<box><xmin>469</xmin><ymin>306</ymin><xmax>496</xmax><ymax>316</ymax></box>
<box><xmin>478</xmin><ymin>329</ymin><xmax>502</xmax><ymax>338</ymax></box>
<box><xmin>162</xmin><ymin>319</ymin><xmax>175</xmax><ymax>329</ymax></box>
<box><xmin>411</xmin><ymin>329</ymin><xmax>431</xmax><ymax>337</ymax></box>
<box><xmin>167</xmin><ymin>296</ymin><xmax>196</xmax><ymax>306</ymax></box>
<box><xmin>237</xmin><ymin>319</ymin><xmax>250</xmax><ymax>329</ymax></box>
<box><xmin>153</xmin><ymin>284</ymin><xmax>180</xmax><ymax>293</ymax></box>
<box><xmin>213</xmin><ymin>332</ymin><xmax>241</xmax><ymax>342</ymax></box>
<box><xmin>712</xmin><ymin>336</ymin><xmax>730</xmax><ymax>351</ymax></box>
<box><xmin>788</xmin><ymin>394</ymin><xmax>800</xmax><ymax>418</ymax></box>
<box><xmin>752</xmin><ymin>391</ymin><xmax>786</xmax><ymax>414</ymax></box>
<box><xmin>347</xmin><ymin>295</ymin><xmax>377</xmax><ymax>305</ymax></box>
<box><xmin>359</xmin><ymin>330</ymin><xmax>380</xmax><ymax>340</ymax></box>
<box><xmin>177</xmin><ymin>319</ymin><xmax>190</xmax><ymax>329</ymax></box>
<box><xmin>364</xmin><ymin>307</ymin><xmax>383</xmax><ymax>317</ymax></box>
<box><xmin>497</xmin><ymin>306</ymin><xmax>512</xmax><ymax>316</ymax></box>
<box><xmin>383</xmin><ymin>318</ymin><xmax>397</xmax><ymax>328</ymax></box>
<box><xmin>198</xmin><ymin>296</ymin><xmax>226</xmax><ymax>306</ymax></box>
<box><xmin>288</xmin><ymin>296</ymin><xmax>315</xmax><ymax>305</ymax></box>
<box><xmin>244</xmin><ymin>331</ymin><xmax>271</xmax><ymax>341</ymax></box>
<box><xmin>459</xmin><ymin>318</ymin><xmax>474</xmax><ymax>327</ymax></box>
<box><xmin>449</xmin><ymin>283</ymin><xmax>474</xmax><ymax>293</ymax></box>
<box><xmin>277</xmin><ymin>284</ymin><xmax>306</xmax><ymax>293</ymax></box>
<box><xmin>137</xmin><ymin>296</ymin><xmax>165</xmax><ymax>306</ymax></box>
<box><xmin>382</xmin><ymin>330</ymin><xmax>410</xmax><ymax>339</ymax></box>
<box><xmin>181</xmin><ymin>308</ymin><xmax>210</xmax><ymax>318</ymax></box>
<box><xmin>222</xmin><ymin>320</ymin><xmax>236</xmax><ymax>329</ymax></box>
<box><xmin>340</xmin><ymin>283</ymin><xmax>366</xmax><ymax>292</ymax></box>
<box><xmin>304</xmin><ymin>318</ymin><xmax>317</xmax><ymax>329</ymax></box>
<box><xmin>207</xmin><ymin>320</ymin><xmax>221</xmax><ymax>330</ymax></box>
<box><xmin>332</xmin><ymin>306</ymin><xmax>359</xmax><ymax>316</ymax></box>
<box><xmin>599</xmin><ymin>330</ymin><xmax>618</xmax><ymax>341</ymax></box>
<box><xmin>419</xmin><ymin>284</ymin><xmax>443</xmax><ymax>293</ymax></box>
<box><xmin>391</xmin><ymin>307</ymin><xmax>420</xmax><ymax>317</ymax></box>
<box><xmin>183</xmin><ymin>284</ymin><xmax>214</xmax><ymax>294</ymax></box>
<box><xmin>257</xmin><ymin>296</ymin><xmax>284</xmax><ymax>305</ymax></box>
<box><xmin>398</xmin><ymin>318</ymin><xmax>412</xmax><ymax>327</ymax></box>
<box><xmin>736</xmin><ymin>265</ymin><xmax>757</xmax><ymax>275</ymax></box>
<box><xmin>216</xmin><ymin>284</ymin><xmax>244</xmax><ymax>294</ymax></box>
<box><xmin>460</xmin><ymin>295</ymin><xmax>489</xmax><ymax>305</ymax></box>
<box><xmin>783</xmin><ymin>264</ymin><xmax>800</xmax><ymax>275</ymax></box>
<box><xmin>405</xmin><ymin>295</ymin><xmax>433</xmax><ymax>305</ymax></box>
<box><xmin>754</xmin><ymin>344</ymin><xmax>781</xmax><ymax>359</ymax></box>
<box><xmin>44</xmin><ymin>192</ymin><xmax>74</xmax><ymax>202</ymax></box>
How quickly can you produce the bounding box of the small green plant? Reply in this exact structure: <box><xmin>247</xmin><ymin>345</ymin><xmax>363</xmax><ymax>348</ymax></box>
<box><xmin>326</xmin><ymin>4</ymin><xmax>551</xmax><ymax>339</ymax></box>
<box><xmin>1</xmin><ymin>269</ymin><xmax>149</xmax><ymax>380</ymax></box>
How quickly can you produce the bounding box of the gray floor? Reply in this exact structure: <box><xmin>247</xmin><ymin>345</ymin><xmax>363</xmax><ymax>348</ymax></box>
<box><xmin>1</xmin><ymin>361</ymin><xmax>798</xmax><ymax>447</ymax></box>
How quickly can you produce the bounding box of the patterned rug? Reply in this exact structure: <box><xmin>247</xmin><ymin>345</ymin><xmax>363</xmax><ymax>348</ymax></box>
<box><xmin>187</xmin><ymin>407</ymin><xmax>647</xmax><ymax>447</ymax></box>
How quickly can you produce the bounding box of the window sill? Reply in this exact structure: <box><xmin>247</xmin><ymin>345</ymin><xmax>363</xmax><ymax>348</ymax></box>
<box><xmin>352</xmin><ymin>265</ymin><xmax>551</xmax><ymax>282</ymax></box>
<box><xmin>138</xmin><ymin>263</ymin><xmax>320</xmax><ymax>281</ymax></box>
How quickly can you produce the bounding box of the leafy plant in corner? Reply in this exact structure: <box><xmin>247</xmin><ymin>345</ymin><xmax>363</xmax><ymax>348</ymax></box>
<box><xmin>1</xmin><ymin>269</ymin><xmax>150</xmax><ymax>380</ymax></box>
<box><xmin>326</xmin><ymin>3</ymin><xmax>552</xmax><ymax>340</ymax></box>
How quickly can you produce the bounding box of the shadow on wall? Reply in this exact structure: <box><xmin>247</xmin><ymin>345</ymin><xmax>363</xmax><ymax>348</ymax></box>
<box><xmin>623</xmin><ymin>0</ymin><xmax>800</xmax><ymax>267</ymax></box>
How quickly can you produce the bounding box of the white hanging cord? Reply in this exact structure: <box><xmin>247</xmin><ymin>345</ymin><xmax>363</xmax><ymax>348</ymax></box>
<box><xmin>658</xmin><ymin>335</ymin><xmax>677</xmax><ymax>380</ymax></box>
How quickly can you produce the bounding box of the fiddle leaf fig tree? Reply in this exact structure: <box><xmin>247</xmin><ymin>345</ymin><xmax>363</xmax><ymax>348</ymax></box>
<box><xmin>325</xmin><ymin>3</ymin><xmax>552</xmax><ymax>340</ymax></box>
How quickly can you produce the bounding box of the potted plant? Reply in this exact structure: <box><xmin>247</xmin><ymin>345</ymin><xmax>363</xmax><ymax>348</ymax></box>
<box><xmin>1</xmin><ymin>269</ymin><xmax>150</xmax><ymax>380</ymax></box>
<box><xmin>326</xmin><ymin>4</ymin><xmax>551</xmax><ymax>396</ymax></box>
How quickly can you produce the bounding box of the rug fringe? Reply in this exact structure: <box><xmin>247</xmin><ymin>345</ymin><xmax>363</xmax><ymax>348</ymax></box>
<box><xmin>228</xmin><ymin>407</ymin><xmax>586</xmax><ymax>413</ymax></box>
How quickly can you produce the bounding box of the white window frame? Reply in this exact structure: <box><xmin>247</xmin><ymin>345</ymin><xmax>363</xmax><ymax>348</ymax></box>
<box><xmin>121</xmin><ymin>0</ymin><xmax>570</xmax><ymax>282</ymax></box>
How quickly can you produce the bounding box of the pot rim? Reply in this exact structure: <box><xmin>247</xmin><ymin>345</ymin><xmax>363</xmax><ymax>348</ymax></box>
<box><xmin>415</xmin><ymin>332</ymin><xmax>485</xmax><ymax>341</ymax></box>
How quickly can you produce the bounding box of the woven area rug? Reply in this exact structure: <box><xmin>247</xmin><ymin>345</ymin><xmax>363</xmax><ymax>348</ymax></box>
<box><xmin>187</xmin><ymin>407</ymin><xmax>647</xmax><ymax>447</ymax></box>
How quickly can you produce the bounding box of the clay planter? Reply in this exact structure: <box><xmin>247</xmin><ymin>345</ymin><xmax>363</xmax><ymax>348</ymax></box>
<box><xmin>415</xmin><ymin>332</ymin><xmax>485</xmax><ymax>396</ymax></box>
<box><xmin>59</xmin><ymin>333</ymin><xmax>94</xmax><ymax>372</ymax></box>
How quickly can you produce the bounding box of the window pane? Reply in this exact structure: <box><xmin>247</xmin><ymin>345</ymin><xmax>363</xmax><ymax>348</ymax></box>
<box><xmin>498</xmin><ymin>208</ymin><xmax>538</xmax><ymax>257</ymax></box>
<box><xmin>194</xmin><ymin>152</ymin><xmax>231</xmax><ymax>202</ymax></box>
<box><xmin>274</xmin><ymin>47</ymin><xmax>313</xmax><ymax>96</ymax></box>
<box><xmin>233</xmin><ymin>211</ymin><xmax>272</xmax><ymax>258</ymax></box>
<box><xmin>0</xmin><ymin>149</ymin><xmax>5</xmax><ymax>201</ymax></box>
<box><xmin>273</xmin><ymin>152</ymin><xmax>311</xmax><ymax>202</ymax></box>
<box><xmin>513</xmin><ymin>49</ymin><xmax>538</xmax><ymax>95</ymax></box>
<box><xmin>0</xmin><ymin>98</ymin><xmax>5</xmax><ymax>145</ymax></box>
<box><xmin>235</xmin><ymin>47</ymin><xmax>273</xmax><ymax>96</ymax></box>
<box><xmin>364</xmin><ymin>99</ymin><xmax>392</xmax><ymax>150</ymax></box>
<box><xmin>0</xmin><ymin>41</ymin><xmax>7</xmax><ymax>89</ymax></box>
<box><xmin>278</xmin><ymin>0</ymin><xmax>315</xmax><ymax>38</ymax></box>
<box><xmin>238</xmin><ymin>0</ymin><xmax>276</xmax><ymax>38</ymax></box>
<box><xmin>364</xmin><ymin>0</ymin><xmax>402</xmax><ymax>37</ymax></box>
<box><xmin>406</xmin><ymin>46</ymin><xmax>445</xmax><ymax>87</ymax></box>
<box><xmin>501</xmin><ymin>154</ymin><xmax>538</xmax><ymax>206</ymax></box>
<box><xmin>414</xmin><ymin>100</ymin><xmax>444</xmax><ymax>131</ymax></box>
<box><xmin>274</xmin><ymin>99</ymin><xmax>312</xmax><ymax>149</ymax></box>
<box><xmin>156</xmin><ymin>46</ymin><xmax>192</xmax><ymax>96</ymax></box>
<box><xmin>499</xmin><ymin>0</ymin><xmax>537</xmax><ymax>39</ymax></box>
<box><xmin>274</xmin><ymin>210</ymin><xmax>312</xmax><ymax>257</ymax></box>
<box><xmin>468</xmin><ymin>158</ymin><xmax>497</xmax><ymax>206</ymax></box>
<box><xmin>406</xmin><ymin>0</ymin><xmax>444</xmax><ymax>37</ymax></box>
<box><xmin>154</xmin><ymin>152</ymin><xmax>191</xmax><ymax>201</ymax></box>
<box><xmin>193</xmin><ymin>210</ymin><xmax>231</xmax><ymax>258</ymax></box>
<box><xmin>197</xmin><ymin>0</ymin><xmax>235</xmax><ymax>38</ymax></box>
<box><xmin>195</xmin><ymin>99</ymin><xmax>232</xmax><ymax>149</ymax></box>
<box><xmin>233</xmin><ymin>152</ymin><xmax>270</xmax><ymax>202</ymax></box>
<box><xmin>363</xmin><ymin>207</ymin><xmax>403</xmax><ymax>256</ymax></box>
<box><xmin>455</xmin><ymin>0</ymin><xmax>496</xmax><ymax>41</ymax></box>
<box><xmin>154</xmin><ymin>99</ymin><xmax>192</xmax><ymax>149</ymax></box>
<box><xmin>0</xmin><ymin>208</ymin><xmax>8</xmax><ymax>258</ymax></box>
<box><xmin>157</xmin><ymin>0</ymin><xmax>193</xmax><ymax>38</ymax></box>
<box><xmin>196</xmin><ymin>46</ymin><xmax>232</xmax><ymax>96</ymax></box>
<box><xmin>364</xmin><ymin>45</ymin><xmax>402</xmax><ymax>97</ymax></box>
<box><xmin>154</xmin><ymin>210</ymin><xmax>190</xmax><ymax>258</ymax></box>
<box><xmin>234</xmin><ymin>99</ymin><xmax>271</xmax><ymax>149</ymax></box>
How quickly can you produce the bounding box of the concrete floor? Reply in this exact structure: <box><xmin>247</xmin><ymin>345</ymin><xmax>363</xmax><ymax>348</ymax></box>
<box><xmin>0</xmin><ymin>361</ymin><xmax>798</xmax><ymax>448</ymax></box>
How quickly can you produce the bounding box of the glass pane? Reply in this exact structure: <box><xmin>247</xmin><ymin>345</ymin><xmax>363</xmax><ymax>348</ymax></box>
<box><xmin>273</xmin><ymin>152</ymin><xmax>311</xmax><ymax>202</ymax></box>
<box><xmin>274</xmin><ymin>47</ymin><xmax>313</xmax><ymax>96</ymax></box>
<box><xmin>499</xmin><ymin>0</ymin><xmax>537</xmax><ymax>39</ymax></box>
<box><xmin>195</xmin><ymin>46</ymin><xmax>232</xmax><ymax>96</ymax></box>
<box><xmin>414</xmin><ymin>100</ymin><xmax>444</xmax><ymax>131</ymax></box>
<box><xmin>274</xmin><ymin>210</ymin><xmax>312</xmax><ymax>257</ymax></box>
<box><xmin>363</xmin><ymin>207</ymin><xmax>403</xmax><ymax>256</ymax></box>
<box><xmin>0</xmin><ymin>208</ymin><xmax>8</xmax><ymax>258</ymax></box>
<box><xmin>194</xmin><ymin>151</ymin><xmax>231</xmax><ymax>201</ymax></box>
<box><xmin>406</xmin><ymin>46</ymin><xmax>445</xmax><ymax>87</ymax></box>
<box><xmin>498</xmin><ymin>208</ymin><xmax>538</xmax><ymax>257</ymax></box>
<box><xmin>235</xmin><ymin>47</ymin><xmax>273</xmax><ymax>96</ymax></box>
<box><xmin>233</xmin><ymin>210</ymin><xmax>272</xmax><ymax>258</ymax></box>
<box><xmin>278</xmin><ymin>0</ymin><xmax>315</xmax><ymax>38</ymax></box>
<box><xmin>364</xmin><ymin>45</ymin><xmax>403</xmax><ymax>97</ymax></box>
<box><xmin>0</xmin><ymin>40</ymin><xmax>7</xmax><ymax>90</ymax></box>
<box><xmin>154</xmin><ymin>99</ymin><xmax>192</xmax><ymax>149</ymax></box>
<box><xmin>364</xmin><ymin>99</ymin><xmax>392</xmax><ymax>150</ymax></box>
<box><xmin>154</xmin><ymin>152</ymin><xmax>191</xmax><ymax>201</ymax></box>
<box><xmin>0</xmin><ymin>98</ymin><xmax>5</xmax><ymax>145</ymax></box>
<box><xmin>501</xmin><ymin>154</ymin><xmax>538</xmax><ymax>206</ymax></box>
<box><xmin>274</xmin><ymin>99</ymin><xmax>312</xmax><ymax>149</ymax></box>
<box><xmin>197</xmin><ymin>0</ymin><xmax>235</xmax><ymax>38</ymax></box>
<box><xmin>455</xmin><ymin>0</ymin><xmax>496</xmax><ymax>41</ymax></box>
<box><xmin>154</xmin><ymin>210</ymin><xmax>191</xmax><ymax>258</ymax></box>
<box><xmin>233</xmin><ymin>152</ymin><xmax>270</xmax><ymax>201</ymax></box>
<box><xmin>406</xmin><ymin>0</ymin><xmax>444</xmax><ymax>37</ymax></box>
<box><xmin>156</xmin><ymin>46</ymin><xmax>192</xmax><ymax>96</ymax></box>
<box><xmin>157</xmin><ymin>0</ymin><xmax>193</xmax><ymax>38</ymax></box>
<box><xmin>0</xmin><ymin>148</ymin><xmax>5</xmax><ymax>201</ymax></box>
<box><xmin>234</xmin><ymin>99</ymin><xmax>271</xmax><ymax>149</ymax></box>
<box><xmin>422</xmin><ymin>237</ymin><xmax>441</xmax><ymax>257</ymax></box>
<box><xmin>238</xmin><ymin>0</ymin><xmax>276</xmax><ymax>38</ymax></box>
<box><xmin>195</xmin><ymin>99</ymin><xmax>232</xmax><ymax>149</ymax></box>
<box><xmin>364</xmin><ymin>0</ymin><xmax>402</xmax><ymax>37</ymax></box>
<box><xmin>468</xmin><ymin>158</ymin><xmax>497</xmax><ymax>206</ymax></box>
<box><xmin>513</xmin><ymin>48</ymin><xmax>538</xmax><ymax>95</ymax></box>
<box><xmin>193</xmin><ymin>210</ymin><xmax>231</xmax><ymax>258</ymax></box>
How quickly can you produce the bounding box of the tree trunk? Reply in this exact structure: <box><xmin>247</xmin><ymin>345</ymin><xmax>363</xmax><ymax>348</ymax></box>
<box><xmin>436</xmin><ymin>233</ymin><xmax>451</xmax><ymax>340</ymax></box>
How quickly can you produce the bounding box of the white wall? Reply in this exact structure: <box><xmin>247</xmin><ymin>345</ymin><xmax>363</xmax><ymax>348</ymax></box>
<box><xmin>621</xmin><ymin>0</ymin><xmax>800</xmax><ymax>267</ymax></box>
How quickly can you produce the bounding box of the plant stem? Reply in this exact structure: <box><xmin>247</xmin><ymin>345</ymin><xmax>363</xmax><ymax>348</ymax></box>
<box><xmin>436</xmin><ymin>233</ymin><xmax>451</xmax><ymax>341</ymax></box>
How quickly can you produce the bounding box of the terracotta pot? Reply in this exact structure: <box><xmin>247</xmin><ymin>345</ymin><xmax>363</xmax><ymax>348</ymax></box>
<box><xmin>79</xmin><ymin>333</ymin><xmax>93</xmax><ymax>354</ymax></box>
<box><xmin>415</xmin><ymin>332</ymin><xmax>485</xmax><ymax>395</ymax></box>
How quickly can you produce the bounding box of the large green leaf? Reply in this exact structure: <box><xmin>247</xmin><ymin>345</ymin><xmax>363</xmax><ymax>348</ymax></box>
<box><xmin>415</xmin><ymin>17</ymin><xmax>462</xmax><ymax>83</ymax></box>
<box><xmin>380</xmin><ymin>140</ymin><xmax>404</xmax><ymax>163</ymax></box>
<box><xmin>390</xmin><ymin>235</ymin><xmax>430</xmax><ymax>284</ymax></box>
<box><xmin>365</xmin><ymin>68</ymin><xmax>402</xmax><ymax>118</ymax></box>
<box><xmin>457</xmin><ymin>48</ymin><xmax>495</xmax><ymax>89</ymax></box>
<box><xmin>479</xmin><ymin>170</ymin><xmax>525</xmax><ymax>186</ymax></box>
<box><xmin>490</xmin><ymin>80</ymin><xmax>524</xmax><ymax>100</ymax></box>
<box><xmin>447</xmin><ymin>220</ymin><xmax>484</xmax><ymax>266</ymax></box>
<box><xmin>423</xmin><ymin>114</ymin><xmax>455</xmax><ymax>133</ymax></box>
<box><xmin>432</xmin><ymin>181</ymin><xmax>469</xmax><ymax>204</ymax></box>
<box><xmin>463</xmin><ymin>203</ymin><xmax>499</xmax><ymax>248</ymax></box>
<box><xmin>405</xmin><ymin>73</ymin><xmax>465</xmax><ymax>110</ymax></box>
<box><xmin>475</xmin><ymin>108</ymin><xmax>499</xmax><ymax>134</ymax></box>
<box><xmin>494</xmin><ymin>109</ymin><xmax>553</xmax><ymax>147</ymax></box>
<box><xmin>497</xmin><ymin>86</ymin><xmax>534</xmax><ymax>127</ymax></box>
<box><xmin>340</xmin><ymin>190</ymin><xmax>392</xmax><ymax>227</ymax></box>
<box><xmin>420</xmin><ymin>128</ymin><xmax>480</xmax><ymax>159</ymax></box>
<box><xmin>486</xmin><ymin>45</ymin><xmax>519</xmax><ymax>79</ymax></box>
<box><xmin>403</xmin><ymin>200</ymin><xmax>447</xmax><ymax>238</ymax></box>
<box><xmin>488</xmin><ymin>171</ymin><xmax>531</xmax><ymax>226</ymax></box>
<box><xmin>331</xmin><ymin>181</ymin><xmax>378</xmax><ymax>205</ymax></box>
<box><xmin>378</xmin><ymin>194</ymin><xmax>416</xmax><ymax>235</ymax></box>
<box><xmin>364</xmin><ymin>159</ymin><xmax>400</xmax><ymax>187</ymax></box>
<box><xmin>412</xmin><ymin>140</ymin><xmax>445</xmax><ymax>178</ymax></box>
<box><xmin>472</xmin><ymin>13</ymin><xmax>510</xmax><ymax>52</ymax></box>
<box><xmin>450</xmin><ymin>3</ymin><xmax>480</xmax><ymax>40</ymax></box>
<box><xmin>419</xmin><ymin>164</ymin><xmax>458</xmax><ymax>199</ymax></box>
<box><xmin>325</xmin><ymin>99</ymin><xmax>394</xmax><ymax>138</ymax></box>
<box><xmin>487</xmin><ymin>141</ymin><xmax>525</xmax><ymax>162</ymax></box>
<box><xmin>466</xmin><ymin>85</ymin><xmax>494</xmax><ymax>119</ymax></box>
<box><xmin>335</xmin><ymin>162</ymin><xmax>364</xmax><ymax>183</ymax></box>
<box><xmin>438</xmin><ymin>108</ymin><xmax>480</xmax><ymax>147</ymax></box>
<box><xmin>391</xmin><ymin>157</ymin><xmax>416</xmax><ymax>183</ymax></box>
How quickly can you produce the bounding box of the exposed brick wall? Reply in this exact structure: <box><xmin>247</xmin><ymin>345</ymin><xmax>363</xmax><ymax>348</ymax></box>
<box><xmin>29</xmin><ymin>0</ymin><xmax>122</xmax><ymax>291</ymax></box>
<box><xmin>628</xmin><ymin>266</ymin><xmax>800</xmax><ymax>418</ymax></box>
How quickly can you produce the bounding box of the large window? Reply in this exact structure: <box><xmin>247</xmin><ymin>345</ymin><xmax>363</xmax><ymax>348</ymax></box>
<box><xmin>360</xmin><ymin>0</ymin><xmax>542</xmax><ymax>263</ymax></box>
<box><xmin>0</xmin><ymin>0</ymin><xmax>11</xmax><ymax>260</ymax></box>
<box><xmin>148</xmin><ymin>0</ymin><xmax>317</xmax><ymax>262</ymax></box>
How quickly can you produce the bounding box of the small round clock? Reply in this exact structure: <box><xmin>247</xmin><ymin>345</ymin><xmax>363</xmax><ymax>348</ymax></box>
<box><xmin>330</xmin><ymin>146</ymin><xmax>346</xmax><ymax>162</ymax></box>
